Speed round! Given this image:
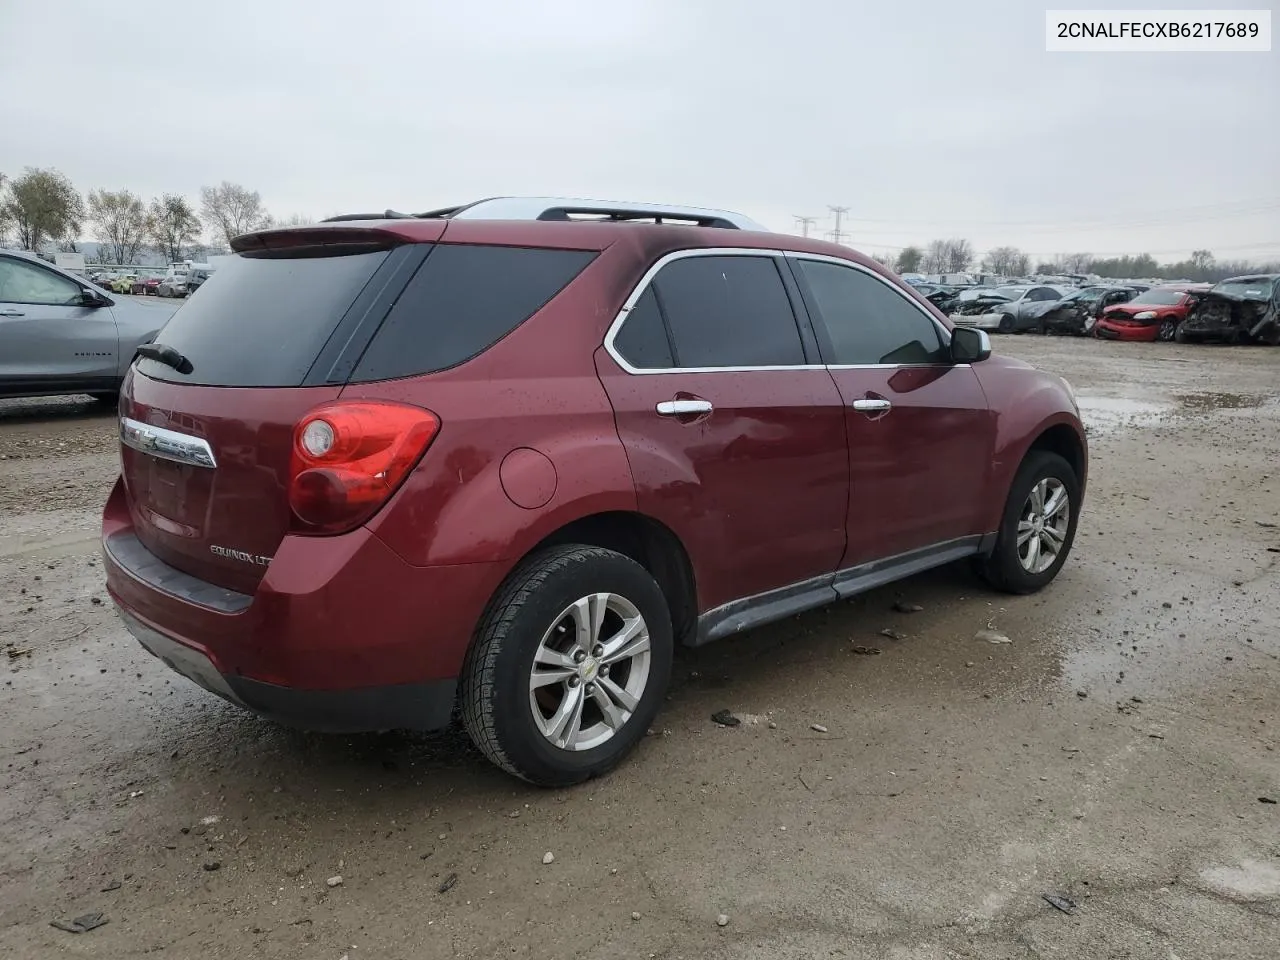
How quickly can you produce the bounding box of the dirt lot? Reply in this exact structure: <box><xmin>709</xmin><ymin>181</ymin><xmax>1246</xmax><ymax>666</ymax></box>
<box><xmin>2</xmin><ymin>337</ymin><xmax>1278</xmax><ymax>960</ymax></box>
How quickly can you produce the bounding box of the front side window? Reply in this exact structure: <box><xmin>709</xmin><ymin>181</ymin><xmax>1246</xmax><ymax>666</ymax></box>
<box><xmin>0</xmin><ymin>257</ymin><xmax>83</xmax><ymax>305</ymax></box>
<box><xmin>797</xmin><ymin>259</ymin><xmax>946</xmax><ymax>365</ymax></box>
<box><xmin>648</xmin><ymin>255</ymin><xmax>806</xmax><ymax>368</ymax></box>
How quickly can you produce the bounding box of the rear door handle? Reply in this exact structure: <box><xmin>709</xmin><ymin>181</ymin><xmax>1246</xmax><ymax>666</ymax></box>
<box><xmin>656</xmin><ymin>399</ymin><xmax>713</xmax><ymax>417</ymax></box>
<box><xmin>851</xmin><ymin>398</ymin><xmax>892</xmax><ymax>413</ymax></box>
<box><xmin>0</xmin><ymin>309</ymin><xmax>25</xmax><ymax>317</ymax></box>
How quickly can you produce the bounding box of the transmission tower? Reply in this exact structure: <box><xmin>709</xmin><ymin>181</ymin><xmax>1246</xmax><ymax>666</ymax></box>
<box><xmin>793</xmin><ymin>215</ymin><xmax>818</xmax><ymax>238</ymax></box>
<box><xmin>826</xmin><ymin>205</ymin><xmax>850</xmax><ymax>245</ymax></box>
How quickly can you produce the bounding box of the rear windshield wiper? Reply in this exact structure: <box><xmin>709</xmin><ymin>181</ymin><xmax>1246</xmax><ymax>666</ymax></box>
<box><xmin>136</xmin><ymin>343</ymin><xmax>194</xmax><ymax>375</ymax></box>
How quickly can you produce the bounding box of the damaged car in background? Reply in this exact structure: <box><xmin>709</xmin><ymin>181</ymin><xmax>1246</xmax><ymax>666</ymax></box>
<box><xmin>1094</xmin><ymin>283</ymin><xmax>1210</xmax><ymax>343</ymax></box>
<box><xmin>1176</xmin><ymin>274</ymin><xmax>1280</xmax><ymax>345</ymax></box>
<box><xmin>949</xmin><ymin>285</ymin><xmax>1066</xmax><ymax>334</ymax></box>
<box><xmin>1039</xmin><ymin>285</ymin><xmax>1144</xmax><ymax>336</ymax></box>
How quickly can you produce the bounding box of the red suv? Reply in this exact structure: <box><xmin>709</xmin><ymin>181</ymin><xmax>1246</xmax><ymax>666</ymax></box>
<box><xmin>102</xmin><ymin>197</ymin><xmax>1087</xmax><ymax>786</ymax></box>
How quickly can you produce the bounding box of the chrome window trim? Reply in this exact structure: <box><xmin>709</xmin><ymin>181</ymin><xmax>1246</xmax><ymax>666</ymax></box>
<box><xmin>603</xmin><ymin>247</ymin><xmax>966</xmax><ymax>376</ymax></box>
<box><xmin>602</xmin><ymin>247</ymin><xmax>827</xmax><ymax>375</ymax></box>
<box><xmin>120</xmin><ymin>417</ymin><xmax>217</xmax><ymax>469</ymax></box>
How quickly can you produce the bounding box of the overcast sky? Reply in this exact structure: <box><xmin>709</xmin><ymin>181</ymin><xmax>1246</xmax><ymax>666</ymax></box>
<box><xmin>2</xmin><ymin>0</ymin><xmax>1276</xmax><ymax>264</ymax></box>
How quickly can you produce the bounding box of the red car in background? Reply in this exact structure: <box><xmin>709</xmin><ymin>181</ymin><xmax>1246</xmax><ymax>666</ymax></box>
<box><xmin>130</xmin><ymin>275</ymin><xmax>164</xmax><ymax>296</ymax></box>
<box><xmin>1094</xmin><ymin>283</ymin><xmax>1211</xmax><ymax>343</ymax></box>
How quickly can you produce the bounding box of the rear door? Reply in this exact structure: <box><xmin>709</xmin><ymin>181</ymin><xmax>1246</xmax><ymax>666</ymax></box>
<box><xmin>596</xmin><ymin>250</ymin><xmax>849</xmax><ymax>613</ymax></box>
<box><xmin>0</xmin><ymin>253</ymin><xmax>119</xmax><ymax>384</ymax></box>
<box><xmin>786</xmin><ymin>254</ymin><xmax>995</xmax><ymax>571</ymax></box>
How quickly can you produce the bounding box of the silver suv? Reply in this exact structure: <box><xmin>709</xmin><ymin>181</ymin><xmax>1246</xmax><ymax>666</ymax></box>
<box><xmin>0</xmin><ymin>250</ymin><xmax>179</xmax><ymax>402</ymax></box>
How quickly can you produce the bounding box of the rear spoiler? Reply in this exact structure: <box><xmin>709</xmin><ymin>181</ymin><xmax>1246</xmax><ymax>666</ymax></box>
<box><xmin>230</xmin><ymin>226</ymin><xmax>414</xmax><ymax>255</ymax></box>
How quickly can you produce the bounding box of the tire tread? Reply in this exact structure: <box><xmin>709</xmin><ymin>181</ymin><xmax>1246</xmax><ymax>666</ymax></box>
<box><xmin>460</xmin><ymin>545</ymin><xmax>648</xmax><ymax>784</ymax></box>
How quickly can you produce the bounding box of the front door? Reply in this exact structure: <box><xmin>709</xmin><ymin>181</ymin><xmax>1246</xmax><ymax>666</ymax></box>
<box><xmin>596</xmin><ymin>251</ymin><xmax>849</xmax><ymax>613</ymax></box>
<box><xmin>0</xmin><ymin>254</ymin><xmax>118</xmax><ymax>385</ymax></box>
<box><xmin>786</xmin><ymin>255</ymin><xmax>995</xmax><ymax>571</ymax></box>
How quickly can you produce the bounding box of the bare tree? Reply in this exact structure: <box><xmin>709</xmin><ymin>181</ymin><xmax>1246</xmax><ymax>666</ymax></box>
<box><xmin>1060</xmin><ymin>252</ymin><xmax>1093</xmax><ymax>273</ymax></box>
<box><xmin>1190</xmin><ymin>249</ymin><xmax>1214</xmax><ymax>271</ymax></box>
<box><xmin>895</xmin><ymin>245</ymin><xmax>923</xmax><ymax>273</ymax></box>
<box><xmin>871</xmin><ymin>251</ymin><xmax>894</xmax><ymax>268</ymax></box>
<box><xmin>265</xmin><ymin>212</ymin><xmax>316</xmax><ymax>229</ymax></box>
<box><xmin>88</xmin><ymin>189</ymin><xmax>151</xmax><ymax>265</ymax></box>
<box><xmin>945</xmin><ymin>238</ymin><xmax>974</xmax><ymax>272</ymax></box>
<box><xmin>983</xmin><ymin>245</ymin><xmax>1027</xmax><ymax>275</ymax></box>
<box><xmin>921</xmin><ymin>239</ymin><xmax>950</xmax><ymax>274</ymax></box>
<box><xmin>0</xmin><ymin>167</ymin><xmax>84</xmax><ymax>252</ymax></box>
<box><xmin>200</xmin><ymin>181</ymin><xmax>270</xmax><ymax>247</ymax></box>
<box><xmin>0</xmin><ymin>171</ymin><xmax>9</xmax><ymax>246</ymax></box>
<box><xmin>149</xmin><ymin>194</ymin><xmax>202</xmax><ymax>263</ymax></box>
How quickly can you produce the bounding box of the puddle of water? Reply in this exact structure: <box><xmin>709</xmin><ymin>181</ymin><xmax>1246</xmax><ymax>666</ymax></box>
<box><xmin>1074</xmin><ymin>396</ymin><xmax>1172</xmax><ymax>435</ymax></box>
<box><xmin>1175</xmin><ymin>392</ymin><xmax>1265</xmax><ymax>413</ymax></box>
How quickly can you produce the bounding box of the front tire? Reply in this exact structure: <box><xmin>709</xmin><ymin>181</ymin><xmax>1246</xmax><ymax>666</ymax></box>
<box><xmin>1157</xmin><ymin>318</ymin><xmax>1178</xmax><ymax>342</ymax></box>
<box><xmin>997</xmin><ymin>314</ymin><xmax>1015</xmax><ymax>334</ymax></box>
<box><xmin>461</xmin><ymin>545</ymin><xmax>673</xmax><ymax>787</ymax></box>
<box><xmin>977</xmin><ymin>451</ymin><xmax>1080</xmax><ymax>594</ymax></box>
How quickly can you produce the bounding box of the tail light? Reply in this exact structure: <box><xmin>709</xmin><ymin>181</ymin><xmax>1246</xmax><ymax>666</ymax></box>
<box><xmin>288</xmin><ymin>401</ymin><xmax>440</xmax><ymax>535</ymax></box>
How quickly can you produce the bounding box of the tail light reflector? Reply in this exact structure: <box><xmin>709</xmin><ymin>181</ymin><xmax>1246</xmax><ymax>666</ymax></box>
<box><xmin>288</xmin><ymin>401</ymin><xmax>439</xmax><ymax>534</ymax></box>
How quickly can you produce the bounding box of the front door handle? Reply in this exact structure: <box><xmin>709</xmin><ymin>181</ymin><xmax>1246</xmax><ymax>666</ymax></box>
<box><xmin>0</xmin><ymin>309</ymin><xmax>25</xmax><ymax>317</ymax></box>
<box><xmin>851</xmin><ymin>398</ymin><xmax>892</xmax><ymax>413</ymax></box>
<box><xmin>656</xmin><ymin>399</ymin><xmax>713</xmax><ymax>417</ymax></box>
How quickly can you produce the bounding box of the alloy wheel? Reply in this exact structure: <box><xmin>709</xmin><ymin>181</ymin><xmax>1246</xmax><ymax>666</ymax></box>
<box><xmin>528</xmin><ymin>593</ymin><xmax>651</xmax><ymax>752</ymax></box>
<box><xmin>1016</xmin><ymin>478</ymin><xmax>1070</xmax><ymax>574</ymax></box>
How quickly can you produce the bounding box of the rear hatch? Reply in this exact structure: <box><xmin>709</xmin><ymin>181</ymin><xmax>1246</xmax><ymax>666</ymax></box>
<box><xmin>120</xmin><ymin>226</ymin><xmax>439</xmax><ymax>594</ymax></box>
<box><xmin>118</xmin><ymin>223</ymin><xmax>599</xmax><ymax>594</ymax></box>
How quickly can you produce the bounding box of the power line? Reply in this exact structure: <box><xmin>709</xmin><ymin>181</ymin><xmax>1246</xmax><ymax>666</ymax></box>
<box><xmin>826</xmin><ymin>205</ymin><xmax>850</xmax><ymax>245</ymax></box>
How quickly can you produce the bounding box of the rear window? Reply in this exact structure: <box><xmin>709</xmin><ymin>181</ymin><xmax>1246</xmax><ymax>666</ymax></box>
<box><xmin>350</xmin><ymin>245</ymin><xmax>595</xmax><ymax>382</ymax></box>
<box><xmin>136</xmin><ymin>250</ymin><xmax>389</xmax><ymax>386</ymax></box>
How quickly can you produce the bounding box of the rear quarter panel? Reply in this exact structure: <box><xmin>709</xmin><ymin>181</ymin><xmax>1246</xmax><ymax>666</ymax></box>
<box><xmin>971</xmin><ymin>355</ymin><xmax>1088</xmax><ymax>533</ymax></box>
<box><xmin>351</xmin><ymin>243</ymin><xmax>642</xmax><ymax>567</ymax></box>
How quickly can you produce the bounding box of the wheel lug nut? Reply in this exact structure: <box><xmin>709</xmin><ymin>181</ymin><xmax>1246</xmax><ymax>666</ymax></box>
<box><xmin>592</xmin><ymin>645</ymin><xmax>604</xmax><ymax>657</ymax></box>
<box><xmin>573</xmin><ymin>650</ymin><xmax>587</xmax><ymax>664</ymax></box>
<box><xmin>585</xmin><ymin>683</ymin><xmax>595</xmax><ymax>694</ymax></box>
<box><xmin>568</xmin><ymin>676</ymin><xmax>580</xmax><ymax>687</ymax></box>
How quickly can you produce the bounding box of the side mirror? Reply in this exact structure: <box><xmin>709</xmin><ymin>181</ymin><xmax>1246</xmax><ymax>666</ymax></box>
<box><xmin>951</xmin><ymin>326</ymin><xmax>991</xmax><ymax>363</ymax></box>
<box><xmin>78</xmin><ymin>288</ymin><xmax>108</xmax><ymax>307</ymax></box>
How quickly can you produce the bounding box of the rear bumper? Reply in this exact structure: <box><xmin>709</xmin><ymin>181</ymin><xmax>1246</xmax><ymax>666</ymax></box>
<box><xmin>121</xmin><ymin>608</ymin><xmax>456</xmax><ymax>732</ymax></box>
<box><xmin>102</xmin><ymin>478</ymin><xmax>508</xmax><ymax>732</ymax></box>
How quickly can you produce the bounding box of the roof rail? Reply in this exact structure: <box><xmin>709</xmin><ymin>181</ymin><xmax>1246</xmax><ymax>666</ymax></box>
<box><xmin>323</xmin><ymin>197</ymin><xmax>768</xmax><ymax>231</ymax></box>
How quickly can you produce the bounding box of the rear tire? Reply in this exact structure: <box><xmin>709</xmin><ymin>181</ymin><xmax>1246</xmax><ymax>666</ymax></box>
<box><xmin>460</xmin><ymin>545</ymin><xmax>673</xmax><ymax>787</ymax></box>
<box><xmin>1174</xmin><ymin>326</ymin><xmax>1192</xmax><ymax>344</ymax></box>
<box><xmin>976</xmin><ymin>451</ymin><xmax>1080</xmax><ymax>594</ymax></box>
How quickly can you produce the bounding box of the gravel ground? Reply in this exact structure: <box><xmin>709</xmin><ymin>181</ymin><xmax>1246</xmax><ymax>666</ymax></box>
<box><xmin>1</xmin><ymin>337</ymin><xmax>1278</xmax><ymax>960</ymax></box>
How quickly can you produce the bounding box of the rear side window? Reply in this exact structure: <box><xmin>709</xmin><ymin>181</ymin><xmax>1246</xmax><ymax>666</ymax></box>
<box><xmin>797</xmin><ymin>260</ymin><xmax>947</xmax><ymax>365</ymax></box>
<box><xmin>135</xmin><ymin>250</ymin><xmax>390</xmax><ymax>386</ymax></box>
<box><xmin>651</xmin><ymin>255</ymin><xmax>805</xmax><ymax>368</ymax></box>
<box><xmin>612</xmin><ymin>287</ymin><xmax>674</xmax><ymax>369</ymax></box>
<box><xmin>351</xmin><ymin>245</ymin><xmax>596</xmax><ymax>381</ymax></box>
